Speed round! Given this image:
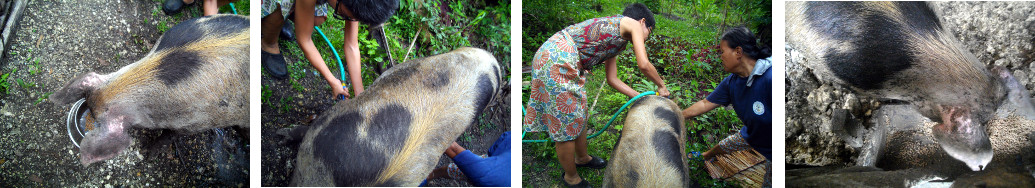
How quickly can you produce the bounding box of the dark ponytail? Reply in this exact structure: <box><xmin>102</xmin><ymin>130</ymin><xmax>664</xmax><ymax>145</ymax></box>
<box><xmin>720</xmin><ymin>26</ymin><xmax>770</xmax><ymax>60</ymax></box>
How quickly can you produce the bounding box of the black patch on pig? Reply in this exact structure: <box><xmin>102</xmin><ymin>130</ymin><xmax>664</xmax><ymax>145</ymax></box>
<box><xmin>377</xmin><ymin>65</ymin><xmax>418</xmax><ymax>88</ymax></box>
<box><xmin>473</xmin><ymin>74</ymin><xmax>495</xmax><ymax>114</ymax></box>
<box><xmin>156</xmin><ymin>50</ymin><xmax>203</xmax><ymax>85</ymax></box>
<box><xmin>803</xmin><ymin>2</ymin><xmax>942</xmax><ymax>90</ymax></box>
<box><xmin>155</xmin><ymin>15</ymin><xmax>248</xmax><ymax>51</ymax></box>
<box><xmin>423</xmin><ymin>69</ymin><xmax>450</xmax><ymax>89</ymax></box>
<box><xmin>654</xmin><ymin>107</ymin><xmax>681</xmax><ymax>132</ymax></box>
<box><xmin>652</xmin><ymin>130</ymin><xmax>688</xmax><ymax>180</ymax></box>
<box><xmin>625</xmin><ymin>169</ymin><xmax>639</xmax><ymax>187</ymax></box>
<box><xmin>311</xmin><ymin>105</ymin><xmax>412</xmax><ymax>186</ymax></box>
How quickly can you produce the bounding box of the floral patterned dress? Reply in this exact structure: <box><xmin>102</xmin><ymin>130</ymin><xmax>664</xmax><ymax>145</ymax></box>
<box><xmin>523</xmin><ymin>15</ymin><xmax>629</xmax><ymax>142</ymax></box>
<box><xmin>261</xmin><ymin>0</ymin><xmax>329</xmax><ymax>19</ymax></box>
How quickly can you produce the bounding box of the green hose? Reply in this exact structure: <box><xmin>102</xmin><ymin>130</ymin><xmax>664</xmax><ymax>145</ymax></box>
<box><xmin>522</xmin><ymin>91</ymin><xmax>656</xmax><ymax>143</ymax></box>
<box><xmin>313</xmin><ymin>26</ymin><xmax>348</xmax><ymax>85</ymax></box>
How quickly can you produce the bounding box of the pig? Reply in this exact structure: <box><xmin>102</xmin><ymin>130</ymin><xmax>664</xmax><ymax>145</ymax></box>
<box><xmin>49</xmin><ymin>14</ymin><xmax>249</xmax><ymax>166</ymax></box>
<box><xmin>602</xmin><ymin>95</ymin><xmax>689</xmax><ymax>187</ymax></box>
<box><xmin>785</xmin><ymin>1</ymin><xmax>1035</xmax><ymax>171</ymax></box>
<box><xmin>289</xmin><ymin>47</ymin><xmax>502</xmax><ymax>186</ymax></box>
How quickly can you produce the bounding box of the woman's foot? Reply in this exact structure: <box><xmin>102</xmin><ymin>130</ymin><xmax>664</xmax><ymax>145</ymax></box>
<box><xmin>575</xmin><ymin>155</ymin><xmax>607</xmax><ymax>169</ymax></box>
<box><xmin>162</xmin><ymin>0</ymin><xmax>195</xmax><ymax>15</ymax></box>
<box><xmin>561</xmin><ymin>172</ymin><xmax>590</xmax><ymax>188</ymax></box>
<box><xmin>262</xmin><ymin>50</ymin><xmax>288</xmax><ymax>80</ymax></box>
<box><xmin>280</xmin><ymin>21</ymin><xmax>296</xmax><ymax>41</ymax></box>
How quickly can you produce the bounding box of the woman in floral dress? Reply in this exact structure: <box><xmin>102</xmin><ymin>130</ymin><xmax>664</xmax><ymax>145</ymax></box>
<box><xmin>523</xmin><ymin>3</ymin><xmax>670</xmax><ymax>187</ymax></box>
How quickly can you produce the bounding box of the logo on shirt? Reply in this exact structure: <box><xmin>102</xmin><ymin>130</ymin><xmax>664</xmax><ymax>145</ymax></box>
<box><xmin>753</xmin><ymin>101</ymin><xmax>764</xmax><ymax>115</ymax></box>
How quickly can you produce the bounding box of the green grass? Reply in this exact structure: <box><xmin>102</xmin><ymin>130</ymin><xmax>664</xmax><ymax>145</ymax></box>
<box><xmin>274</xmin><ymin>0</ymin><xmax>510</xmax><ymax>97</ymax></box>
<box><xmin>0</xmin><ymin>68</ymin><xmax>13</xmax><ymax>95</ymax></box>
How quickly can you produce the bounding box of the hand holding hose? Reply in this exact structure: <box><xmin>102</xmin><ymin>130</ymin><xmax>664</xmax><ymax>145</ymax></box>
<box><xmin>654</xmin><ymin>86</ymin><xmax>670</xmax><ymax>98</ymax></box>
<box><xmin>329</xmin><ymin>79</ymin><xmax>350</xmax><ymax>100</ymax></box>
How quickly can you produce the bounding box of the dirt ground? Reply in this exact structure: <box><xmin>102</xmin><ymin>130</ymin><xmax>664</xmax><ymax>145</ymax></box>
<box><xmin>0</xmin><ymin>0</ymin><xmax>249</xmax><ymax>187</ymax></box>
<box><xmin>785</xmin><ymin>1</ymin><xmax>1035</xmax><ymax>186</ymax></box>
<box><xmin>258</xmin><ymin>33</ymin><xmax>512</xmax><ymax>187</ymax></box>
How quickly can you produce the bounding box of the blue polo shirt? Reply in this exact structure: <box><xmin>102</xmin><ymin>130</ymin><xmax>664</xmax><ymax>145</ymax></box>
<box><xmin>453</xmin><ymin>132</ymin><xmax>511</xmax><ymax>187</ymax></box>
<box><xmin>705</xmin><ymin>57</ymin><xmax>772</xmax><ymax>160</ymax></box>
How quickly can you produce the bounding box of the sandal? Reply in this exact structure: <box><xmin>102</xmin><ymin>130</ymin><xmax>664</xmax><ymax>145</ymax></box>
<box><xmin>162</xmin><ymin>0</ymin><xmax>194</xmax><ymax>15</ymax></box>
<box><xmin>262</xmin><ymin>51</ymin><xmax>289</xmax><ymax>80</ymax></box>
<box><xmin>575</xmin><ymin>155</ymin><xmax>607</xmax><ymax>169</ymax></box>
<box><xmin>561</xmin><ymin>172</ymin><xmax>590</xmax><ymax>188</ymax></box>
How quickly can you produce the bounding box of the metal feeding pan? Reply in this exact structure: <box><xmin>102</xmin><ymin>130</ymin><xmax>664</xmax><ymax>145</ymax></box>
<box><xmin>66</xmin><ymin>98</ymin><xmax>91</xmax><ymax>148</ymax></box>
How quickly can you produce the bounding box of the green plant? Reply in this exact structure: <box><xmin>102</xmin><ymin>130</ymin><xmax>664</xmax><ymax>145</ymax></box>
<box><xmin>291</xmin><ymin>80</ymin><xmax>305</xmax><ymax>93</ymax></box>
<box><xmin>29</xmin><ymin>58</ymin><xmax>41</xmax><ymax>75</ymax></box>
<box><xmin>15</xmin><ymin>79</ymin><xmax>33</xmax><ymax>89</ymax></box>
<box><xmin>279</xmin><ymin>96</ymin><xmax>294</xmax><ymax>113</ymax></box>
<box><xmin>35</xmin><ymin>92</ymin><xmax>52</xmax><ymax>105</ymax></box>
<box><xmin>261</xmin><ymin>85</ymin><xmax>272</xmax><ymax>105</ymax></box>
<box><xmin>158</xmin><ymin>20</ymin><xmax>170</xmax><ymax>32</ymax></box>
<box><xmin>0</xmin><ymin>69</ymin><xmax>12</xmax><ymax>95</ymax></box>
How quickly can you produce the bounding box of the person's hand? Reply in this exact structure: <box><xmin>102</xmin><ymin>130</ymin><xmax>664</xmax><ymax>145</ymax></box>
<box><xmin>657</xmin><ymin>86</ymin><xmax>671</xmax><ymax>98</ymax></box>
<box><xmin>329</xmin><ymin>79</ymin><xmax>350</xmax><ymax>99</ymax></box>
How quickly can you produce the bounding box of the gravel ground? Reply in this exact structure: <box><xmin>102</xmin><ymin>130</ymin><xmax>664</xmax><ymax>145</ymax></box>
<box><xmin>785</xmin><ymin>1</ymin><xmax>1035</xmax><ymax>186</ymax></box>
<box><xmin>0</xmin><ymin>0</ymin><xmax>248</xmax><ymax>187</ymax></box>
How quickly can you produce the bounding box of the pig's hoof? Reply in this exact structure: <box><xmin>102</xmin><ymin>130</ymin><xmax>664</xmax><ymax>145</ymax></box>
<box><xmin>262</xmin><ymin>51</ymin><xmax>289</xmax><ymax>80</ymax></box>
<box><xmin>575</xmin><ymin>155</ymin><xmax>607</xmax><ymax>169</ymax></box>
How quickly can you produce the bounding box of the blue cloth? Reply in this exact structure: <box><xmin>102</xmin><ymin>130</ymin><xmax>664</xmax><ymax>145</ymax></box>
<box><xmin>453</xmin><ymin>132</ymin><xmax>511</xmax><ymax>187</ymax></box>
<box><xmin>705</xmin><ymin>58</ymin><xmax>772</xmax><ymax>160</ymax></box>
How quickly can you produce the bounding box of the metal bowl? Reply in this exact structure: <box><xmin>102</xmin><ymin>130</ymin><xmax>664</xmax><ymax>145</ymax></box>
<box><xmin>66</xmin><ymin>98</ymin><xmax>90</xmax><ymax>148</ymax></box>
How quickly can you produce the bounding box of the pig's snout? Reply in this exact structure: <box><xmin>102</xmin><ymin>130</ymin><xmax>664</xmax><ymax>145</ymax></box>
<box><xmin>933</xmin><ymin>105</ymin><xmax>993</xmax><ymax>171</ymax></box>
<box><xmin>78</xmin><ymin>120</ymin><xmax>132</xmax><ymax>166</ymax></box>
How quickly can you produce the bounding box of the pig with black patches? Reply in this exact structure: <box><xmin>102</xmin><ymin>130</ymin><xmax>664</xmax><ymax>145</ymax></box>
<box><xmin>787</xmin><ymin>1</ymin><xmax>1035</xmax><ymax>171</ymax></box>
<box><xmin>602</xmin><ymin>95</ymin><xmax>689</xmax><ymax>187</ymax></box>
<box><xmin>49</xmin><ymin>14</ymin><xmax>250</xmax><ymax>166</ymax></box>
<box><xmin>290</xmin><ymin>47</ymin><xmax>501</xmax><ymax>186</ymax></box>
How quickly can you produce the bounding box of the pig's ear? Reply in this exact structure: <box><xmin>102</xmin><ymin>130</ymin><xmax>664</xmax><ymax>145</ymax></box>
<box><xmin>51</xmin><ymin>72</ymin><xmax>108</xmax><ymax>104</ymax></box>
<box><xmin>79</xmin><ymin>114</ymin><xmax>131</xmax><ymax>166</ymax></box>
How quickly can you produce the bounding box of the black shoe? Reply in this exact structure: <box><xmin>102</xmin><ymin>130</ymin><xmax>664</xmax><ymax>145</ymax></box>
<box><xmin>280</xmin><ymin>21</ymin><xmax>296</xmax><ymax>41</ymax></box>
<box><xmin>262</xmin><ymin>50</ymin><xmax>288</xmax><ymax>80</ymax></box>
<box><xmin>575</xmin><ymin>155</ymin><xmax>607</xmax><ymax>169</ymax></box>
<box><xmin>561</xmin><ymin>172</ymin><xmax>591</xmax><ymax>188</ymax></box>
<box><xmin>162</xmin><ymin>0</ymin><xmax>193</xmax><ymax>15</ymax></box>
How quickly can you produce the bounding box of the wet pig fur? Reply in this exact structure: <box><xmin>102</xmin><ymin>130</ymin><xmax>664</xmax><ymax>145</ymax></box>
<box><xmin>49</xmin><ymin>14</ymin><xmax>249</xmax><ymax>166</ymax></box>
<box><xmin>785</xmin><ymin>1</ymin><xmax>1033</xmax><ymax>171</ymax></box>
<box><xmin>603</xmin><ymin>96</ymin><xmax>689</xmax><ymax>187</ymax></box>
<box><xmin>290</xmin><ymin>47</ymin><xmax>502</xmax><ymax>186</ymax></box>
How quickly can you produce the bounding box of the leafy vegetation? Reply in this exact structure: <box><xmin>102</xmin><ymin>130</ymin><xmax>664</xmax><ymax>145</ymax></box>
<box><xmin>267</xmin><ymin>0</ymin><xmax>509</xmax><ymax>117</ymax></box>
<box><xmin>522</xmin><ymin>0</ymin><xmax>770</xmax><ymax>187</ymax></box>
<box><xmin>272</xmin><ymin>0</ymin><xmax>511</xmax><ymax>110</ymax></box>
<box><xmin>0</xmin><ymin>68</ymin><xmax>12</xmax><ymax>95</ymax></box>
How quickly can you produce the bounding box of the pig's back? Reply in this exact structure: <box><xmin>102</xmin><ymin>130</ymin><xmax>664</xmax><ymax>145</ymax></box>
<box><xmin>292</xmin><ymin>47</ymin><xmax>501</xmax><ymax>186</ymax></box>
<box><xmin>604</xmin><ymin>96</ymin><xmax>689</xmax><ymax>187</ymax></box>
<box><xmin>100</xmin><ymin>14</ymin><xmax>249</xmax><ymax>131</ymax></box>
